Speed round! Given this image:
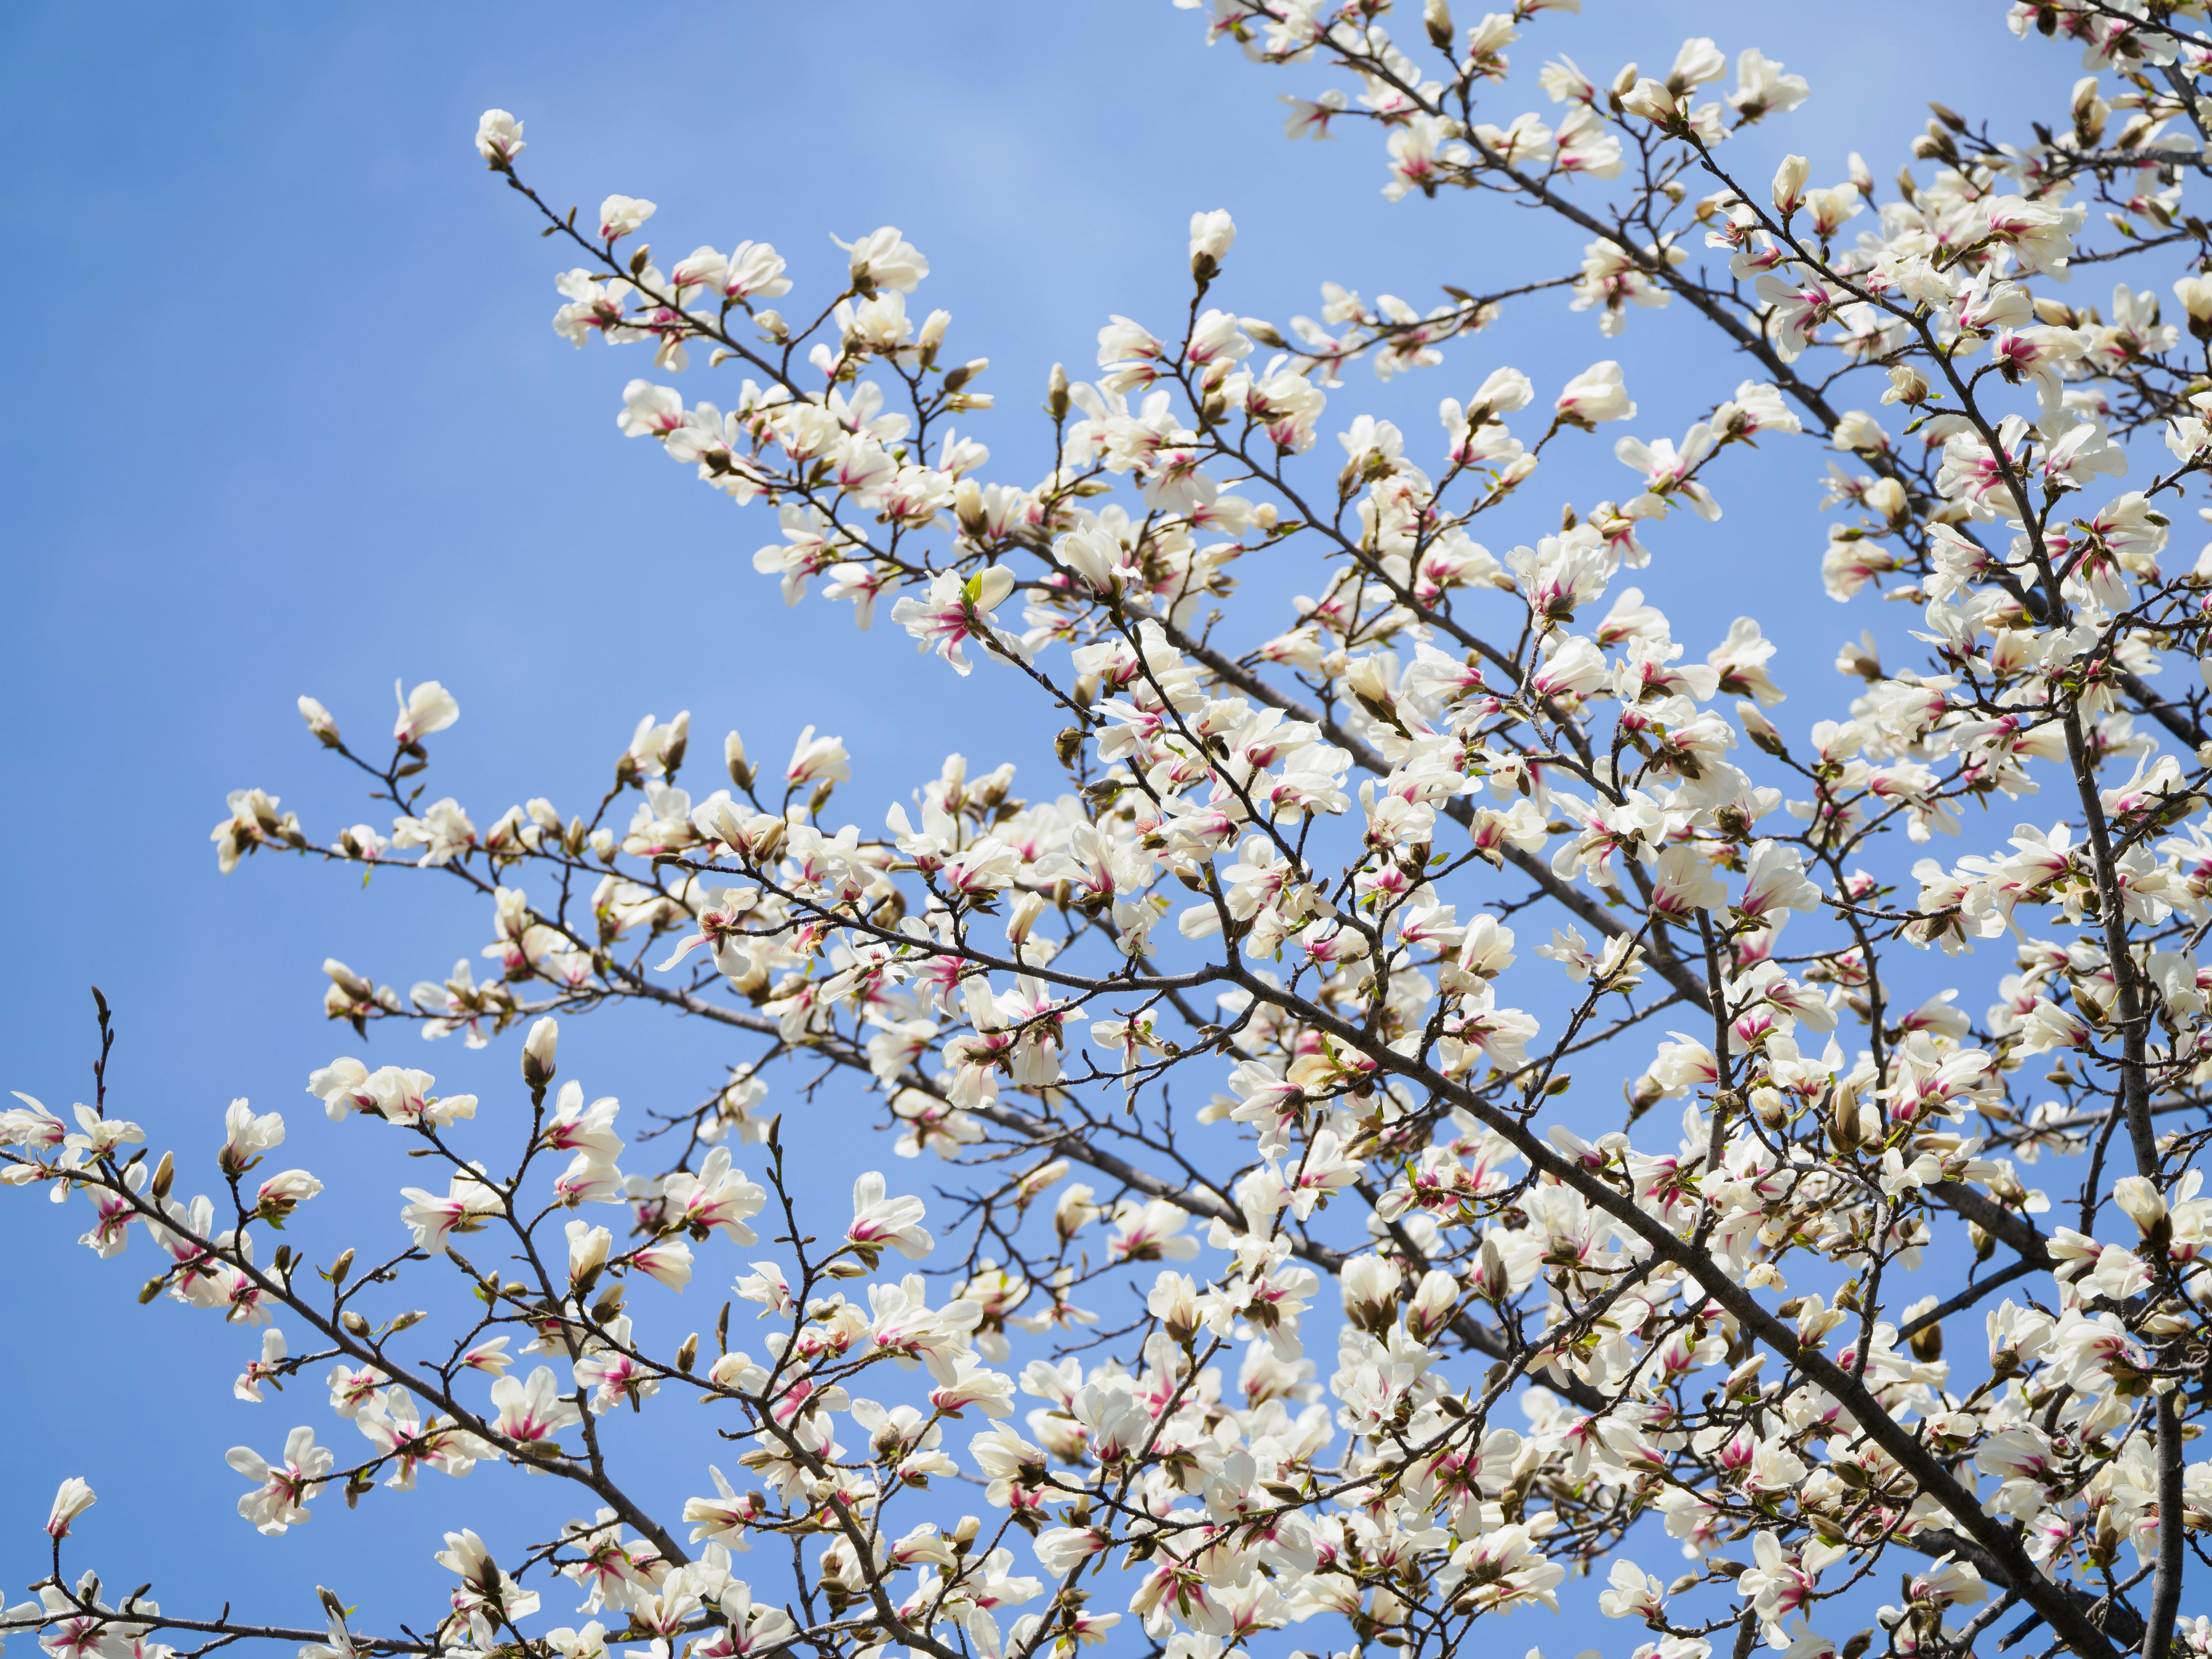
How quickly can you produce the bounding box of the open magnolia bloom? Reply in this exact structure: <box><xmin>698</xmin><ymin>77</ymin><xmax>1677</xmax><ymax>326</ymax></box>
<box><xmin>15</xmin><ymin>8</ymin><xmax>2212</xmax><ymax>1659</ymax></box>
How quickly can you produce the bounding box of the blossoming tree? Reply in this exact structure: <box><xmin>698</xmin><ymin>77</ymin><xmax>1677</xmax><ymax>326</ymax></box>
<box><xmin>11</xmin><ymin>3</ymin><xmax>2212</xmax><ymax>1658</ymax></box>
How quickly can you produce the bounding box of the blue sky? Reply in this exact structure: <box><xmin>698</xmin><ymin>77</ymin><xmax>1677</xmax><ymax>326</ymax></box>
<box><xmin>0</xmin><ymin>2</ymin><xmax>2099</xmax><ymax>1650</ymax></box>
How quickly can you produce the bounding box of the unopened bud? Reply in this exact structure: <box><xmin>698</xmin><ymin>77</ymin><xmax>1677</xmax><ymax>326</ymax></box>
<box><xmin>1046</xmin><ymin>362</ymin><xmax>1070</xmax><ymax>422</ymax></box>
<box><xmin>1827</xmin><ymin>1081</ymin><xmax>1866</xmax><ymax>1153</ymax></box>
<box><xmin>298</xmin><ymin>696</ymin><xmax>343</xmax><ymax>749</ymax></box>
<box><xmin>1188</xmin><ymin>209</ymin><xmax>1236</xmax><ymax>286</ymax></box>
<box><xmin>725</xmin><ymin>729</ymin><xmax>754</xmax><ymax>790</ymax></box>
<box><xmin>1771</xmin><ymin>153</ymin><xmax>1810</xmax><ymax>215</ymax></box>
<box><xmin>942</xmin><ymin>357</ymin><xmax>988</xmax><ymax>394</ymax></box>
<box><xmin>1423</xmin><ymin>0</ymin><xmax>1453</xmax><ymax>50</ymax></box>
<box><xmin>150</xmin><ymin>1150</ymin><xmax>175</xmax><ymax>1201</ymax></box>
<box><xmin>522</xmin><ymin>1016</ymin><xmax>559</xmax><ymax>1092</ymax></box>
<box><xmin>323</xmin><ymin>958</ymin><xmax>374</xmax><ymax>1002</ymax></box>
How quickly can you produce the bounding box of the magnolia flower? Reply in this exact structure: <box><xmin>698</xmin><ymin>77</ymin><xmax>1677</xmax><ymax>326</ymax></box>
<box><xmin>888</xmin><ymin>566</ymin><xmax>1017</xmax><ymax>675</ymax></box>
<box><xmin>834</xmin><ymin>226</ymin><xmax>928</xmax><ymax>293</ymax></box>
<box><xmin>489</xmin><ymin>1366</ymin><xmax>581</xmax><ymax>1450</ymax></box>
<box><xmin>2113</xmin><ymin>1175</ymin><xmax>2167</xmax><ymax>1234</ymax></box>
<box><xmin>786</xmin><ymin>725</ymin><xmax>851</xmax><ymax>787</ymax></box>
<box><xmin>45</xmin><ymin>1478</ymin><xmax>95</xmax><ymax>1539</ymax></box>
<box><xmin>253</xmin><ymin>1168</ymin><xmax>323</xmax><ymax>1226</ymax></box>
<box><xmin>597</xmin><ymin>194</ymin><xmax>655</xmax><ymax>241</ymax></box>
<box><xmin>1736</xmin><ymin>840</ymin><xmax>1820</xmax><ymax>922</ymax></box>
<box><xmin>474</xmin><ymin>109</ymin><xmax>524</xmax><ymax>165</ymax></box>
<box><xmin>217</xmin><ymin>1099</ymin><xmax>285</xmax><ymax>1175</ymax></box>
<box><xmin>392</xmin><ymin>679</ymin><xmax>459</xmax><ymax>744</ymax></box>
<box><xmin>1189</xmin><ymin>209</ymin><xmax>1236</xmax><ymax>279</ymax></box>
<box><xmin>225</xmin><ymin>1426</ymin><xmax>331</xmax><ymax>1535</ymax></box>
<box><xmin>399</xmin><ymin>1173</ymin><xmax>504</xmax><ymax>1254</ymax></box>
<box><xmin>848</xmin><ymin>1171</ymin><xmax>934</xmax><ymax>1260</ymax></box>
<box><xmin>1650</xmin><ymin>844</ymin><xmax>1725</xmax><ymax>922</ymax></box>
<box><xmin>1556</xmin><ymin>360</ymin><xmax>1635</xmax><ymax>424</ymax></box>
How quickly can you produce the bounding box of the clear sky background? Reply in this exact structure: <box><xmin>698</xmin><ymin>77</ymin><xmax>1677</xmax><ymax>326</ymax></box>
<box><xmin>0</xmin><ymin>2</ymin><xmax>2109</xmax><ymax>1651</ymax></box>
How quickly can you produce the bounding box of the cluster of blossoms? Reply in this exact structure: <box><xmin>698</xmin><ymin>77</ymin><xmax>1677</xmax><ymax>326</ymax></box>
<box><xmin>17</xmin><ymin>6</ymin><xmax>2212</xmax><ymax>1659</ymax></box>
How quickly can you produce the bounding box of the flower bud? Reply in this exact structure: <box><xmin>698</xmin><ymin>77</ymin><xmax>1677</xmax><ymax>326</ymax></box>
<box><xmin>1828</xmin><ymin>1078</ymin><xmax>1868</xmax><ymax>1153</ymax></box>
<box><xmin>1147</xmin><ymin>1270</ymin><xmax>1202</xmax><ymax>1344</ymax></box>
<box><xmin>967</xmin><ymin>565</ymin><xmax>1016</xmax><ymax>614</ymax></box>
<box><xmin>1423</xmin><ymin>0</ymin><xmax>1453</xmax><ymax>50</ymax></box>
<box><xmin>1005</xmin><ymin>889</ymin><xmax>1048</xmax><ymax>954</ymax></box>
<box><xmin>1046</xmin><ymin>362</ymin><xmax>1070</xmax><ymax>422</ymax></box>
<box><xmin>724</xmin><ymin>729</ymin><xmax>754</xmax><ymax>790</ymax></box>
<box><xmin>1771</xmin><ymin>154</ymin><xmax>1810</xmax><ymax>215</ymax></box>
<box><xmin>1907</xmin><ymin>1319</ymin><xmax>1943</xmax><ymax>1363</ymax></box>
<box><xmin>298</xmin><ymin>696</ymin><xmax>343</xmax><ymax>748</ymax></box>
<box><xmin>1470</xmin><ymin>1236</ymin><xmax>1510</xmax><ymax>1299</ymax></box>
<box><xmin>1188</xmin><ymin>209</ymin><xmax>1237</xmax><ymax>285</ymax></box>
<box><xmin>1751</xmin><ymin>1086</ymin><xmax>1788</xmax><ymax>1129</ymax></box>
<box><xmin>323</xmin><ymin>958</ymin><xmax>374</xmax><ymax>1003</ymax></box>
<box><xmin>474</xmin><ymin>109</ymin><xmax>525</xmax><ymax>167</ymax></box>
<box><xmin>522</xmin><ymin>1016</ymin><xmax>559</xmax><ymax>1092</ymax></box>
<box><xmin>1835</xmin><ymin>632</ymin><xmax>1883</xmax><ymax>681</ymax></box>
<box><xmin>1340</xmin><ymin>1253</ymin><xmax>1402</xmax><ymax>1335</ymax></box>
<box><xmin>1407</xmin><ymin>1268</ymin><xmax>1458</xmax><ymax>1342</ymax></box>
<box><xmin>567</xmin><ymin>1219</ymin><xmax>613</xmax><ymax>1293</ymax></box>
<box><xmin>917</xmin><ymin>308</ymin><xmax>950</xmax><ymax>369</ymax></box>
<box><xmin>1055</xmin><ymin>1182</ymin><xmax>1101</xmax><ymax>1241</ymax></box>
<box><xmin>2178</xmin><ymin>275</ymin><xmax>2212</xmax><ymax>343</ymax></box>
<box><xmin>1882</xmin><ymin>363</ymin><xmax>1929</xmax><ymax>406</ymax></box>
<box><xmin>1620</xmin><ymin>77</ymin><xmax>1680</xmax><ymax>125</ymax></box>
